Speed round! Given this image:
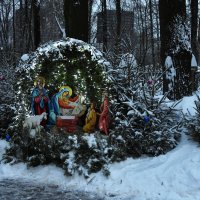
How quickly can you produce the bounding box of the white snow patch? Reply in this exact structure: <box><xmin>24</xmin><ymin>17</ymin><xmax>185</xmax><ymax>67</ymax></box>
<box><xmin>21</xmin><ymin>54</ymin><xmax>29</xmax><ymax>61</ymax></box>
<box><xmin>173</xmin><ymin>94</ymin><xmax>198</xmax><ymax>116</ymax></box>
<box><xmin>165</xmin><ymin>56</ymin><xmax>176</xmax><ymax>80</ymax></box>
<box><xmin>82</xmin><ymin>134</ymin><xmax>97</xmax><ymax>148</ymax></box>
<box><xmin>191</xmin><ymin>54</ymin><xmax>198</xmax><ymax>67</ymax></box>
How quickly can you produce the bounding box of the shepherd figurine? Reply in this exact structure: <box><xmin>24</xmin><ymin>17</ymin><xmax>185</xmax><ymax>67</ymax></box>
<box><xmin>83</xmin><ymin>102</ymin><xmax>97</xmax><ymax>133</ymax></box>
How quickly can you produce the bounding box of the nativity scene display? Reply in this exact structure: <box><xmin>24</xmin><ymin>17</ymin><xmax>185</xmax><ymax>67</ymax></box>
<box><xmin>27</xmin><ymin>76</ymin><xmax>110</xmax><ymax>135</ymax></box>
<box><xmin>4</xmin><ymin>39</ymin><xmax>183</xmax><ymax>178</ymax></box>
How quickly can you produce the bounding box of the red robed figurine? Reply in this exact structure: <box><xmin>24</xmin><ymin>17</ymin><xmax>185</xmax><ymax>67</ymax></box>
<box><xmin>99</xmin><ymin>91</ymin><xmax>109</xmax><ymax>135</ymax></box>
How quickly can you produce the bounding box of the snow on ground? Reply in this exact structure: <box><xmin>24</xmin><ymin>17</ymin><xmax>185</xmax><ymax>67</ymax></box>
<box><xmin>174</xmin><ymin>94</ymin><xmax>198</xmax><ymax>116</ymax></box>
<box><xmin>1</xmin><ymin>93</ymin><xmax>200</xmax><ymax>200</ymax></box>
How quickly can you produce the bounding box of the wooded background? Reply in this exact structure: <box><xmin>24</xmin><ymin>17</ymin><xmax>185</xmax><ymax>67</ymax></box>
<box><xmin>0</xmin><ymin>0</ymin><xmax>200</xmax><ymax>99</ymax></box>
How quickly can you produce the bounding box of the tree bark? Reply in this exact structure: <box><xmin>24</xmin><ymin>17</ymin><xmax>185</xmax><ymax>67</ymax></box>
<box><xmin>115</xmin><ymin>0</ymin><xmax>121</xmax><ymax>54</ymax></box>
<box><xmin>102</xmin><ymin>0</ymin><xmax>107</xmax><ymax>52</ymax></box>
<box><xmin>191</xmin><ymin>0</ymin><xmax>199</xmax><ymax>63</ymax></box>
<box><xmin>12</xmin><ymin>0</ymin><xmax>16</xmax><ymax>51</ymax></box>
<box><xmin>63</xmin><ymin>0</ymin><xmax>88</xmax><ymax>42</ymax></box>
<box><xmin>88</xmin><ymin>0</ymin><xmax>93</xmax><ymax>43</ymax></box>
<box><xmin>32</xmin><ymin>0</ymin><xmax>40</xmax><ymax>49</ymax></box>
<box><xmin>24</xmin><ymin>0</ymin><xmax>33</xmax><ymax>52</ymax></box>
<box><xmin>149</xmin><ymin>0</ymin><xmax>155</xmax><ymax>68</ymax></box>
<box><xmin>159</xmin><ymin>0</ymin><xmax>192</xmax><ymax>99</ymax></box>
<box><xmin>155</xmin><ymin>0</ymin><xmax>160</xmax><ymax>64</ymax></box>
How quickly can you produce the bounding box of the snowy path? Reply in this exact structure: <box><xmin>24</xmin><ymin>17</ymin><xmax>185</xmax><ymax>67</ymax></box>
<box><xmin>100</xmin><ymin>133</ymin><xmax>200</xmax><ymax>200</ymax></box>
<box><xmin>1</xmin><ymin>132</ymin><xmax>200</xmax><ymax>200</ymax></box>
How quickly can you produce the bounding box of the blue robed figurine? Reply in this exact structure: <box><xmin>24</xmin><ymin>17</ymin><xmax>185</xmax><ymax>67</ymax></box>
<box><xmin>31</xmin><ymin>76</ymin><xmax>50</xmax><ymax>126</ymax></box>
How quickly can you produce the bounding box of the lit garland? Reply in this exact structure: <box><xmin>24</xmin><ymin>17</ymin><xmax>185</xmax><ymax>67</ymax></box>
<box><xmin>15</xmin><ymin>38</ymin><xmax>110</xmax><ymax>120</ymax></box>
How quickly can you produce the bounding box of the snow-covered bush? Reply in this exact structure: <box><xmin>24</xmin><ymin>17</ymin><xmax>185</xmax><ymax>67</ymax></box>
<box><xmin>4</xmin><ymin>128</ymin><xmax>112</xmax><ymax>177</ymax></box>
<box><xmin>108</xmin><ymin>62</ymin><xmax>182</xmax><ymax>156</ymax></box>
<box><xmin>0</xmin><ymin>65</ymin><xmax>16</xmax><ymax>133</ymax></box>
<box><xmin>185</xmin><ymin>94</ymin><xmax>200</xmax><ymax>142</ymax></box>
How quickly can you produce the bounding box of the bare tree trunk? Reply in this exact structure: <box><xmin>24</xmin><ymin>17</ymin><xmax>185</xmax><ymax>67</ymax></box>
<box><xmin>139</xmin><ymin>2</ymin><xmax>144</xmax><ymax>66</ymax></box>
<box><xmin>135</xmin><ymin>0</ymin><xmax>143</xmax><ymax>66</ymax></box>
<box><xmin>144</xmin><ymin>3</ymin><xmax>148</xmax><ymax>64</ymax></box>
<box><xmin>80</xmin><ymin>0</ymin><xmax>89</xmax><ymax>42</ymax></box>
<box><xmin>24</xmin><ymin>0</ymin><xmax>33</xmax><ymax>52</ymax></box>
<box><xmin>137</xmin><ymin>0</ymin><xmax>148</xmax><ymax>67</ymax></box>
<box><xmin>18</xmin><ymin>0</ymin><xmax>23</xmax><ymax>55</ymax></box>
<box><xmin>102</xmin><ymin>0</ymin><xmax>107</xmax><ymax>52</ymax></box>
<box><xmin>198</xmin><ymin>18</ymin><xmax>200</xmax><ymax>47</ymax></box>
<box><xmin>191</xmin><ymin>0</ymin><xmax>199</xmax><ymax>63</ymax></box>
<box><xmin>155</xmin><ymin>0</ymin><xmax>160</xmax><ymax>64</ymax></box>
<box><xmin>12</xmin><ymin>0</ymin><xmax>15</xmax><ymax>52</ymax></box>
<box><xmin>0</xmin><ymin>2</ymin><xmax>11</xmax><ymax>52</ymax></box>
<box><xmin>24</xmin><ymin>0</ymin><xmax>29</xmax><ymax>51</ymax></box>
<box><xmin>88</xmin><ymin>0</ymin><xmax>93</xmax><ymax>43</ymax></box>
<box><xmin>115</xmin><ymin>0</ymin><xmax>121</xmax><ymax>54</ymax></box>
<box><xmin>159</xmin><ymin>0</ymin><xmax>192</xmax><ymax>99</ymax></box>
<box><xmin>32</xmin><ymin>0</ymin><xmax>40</xmax><ymax>50</ymax></box>
<box><xmin>63</xmin><ymin>0</ymin><xmax>70</xmax><ymax>37</ymax></box>
<box><xmin>63</xmin><ymin>0</ymin><xmax>88</xmax><ymax>42</ymax></box>
<box><xmin>149</xmin><ymin>0</ymin><xmax>155</xmax><ymax>68</ymax></box>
